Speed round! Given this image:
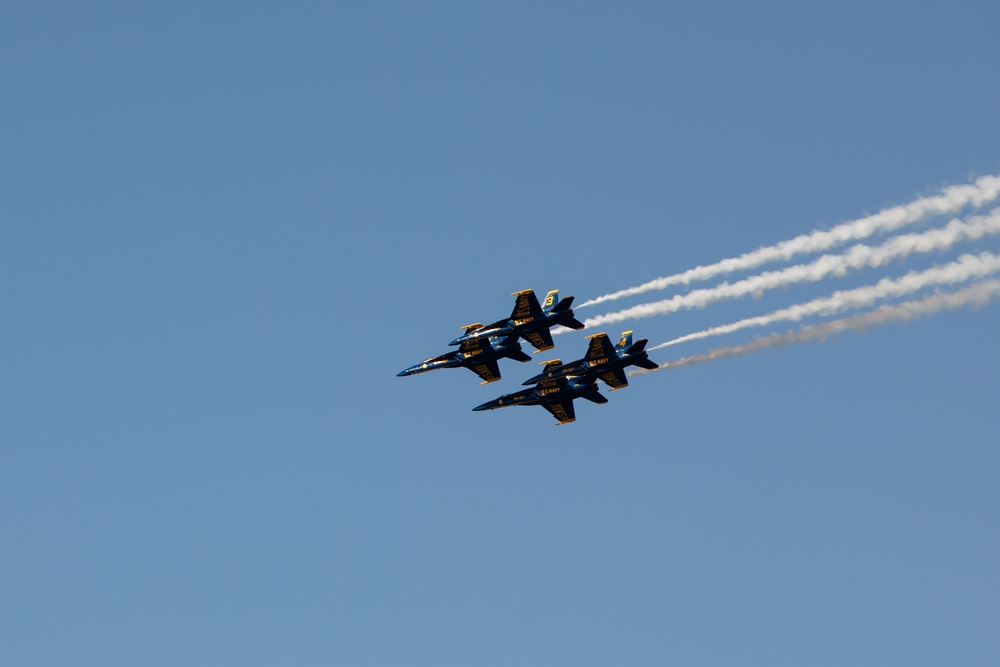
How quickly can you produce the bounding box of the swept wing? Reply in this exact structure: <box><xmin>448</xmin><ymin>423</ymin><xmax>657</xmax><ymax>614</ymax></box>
<box><xmin>541</xmin><ymin>399</ymin><xmax>576</xmax><ymax>425</ymax></box>
<box><xmin>521</xmin><ymin>327</ymin><xmax>555</xmax><ymax>352</ymax></box>
<box><xmin>597</xmin><ymin>368</ymin><xmax>629</xmax><ymax>390</ymax></box>
<box><xmin>468</xmin><ymin>360</ymin><xmax>502</xmax><ymax>384</ymax></box>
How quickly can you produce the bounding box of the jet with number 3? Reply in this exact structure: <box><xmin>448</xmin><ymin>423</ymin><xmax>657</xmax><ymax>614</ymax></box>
<box><xmin>449</xmin><ymin>289</ymin><xmax>585</xmax><ymax>353</ymax></box>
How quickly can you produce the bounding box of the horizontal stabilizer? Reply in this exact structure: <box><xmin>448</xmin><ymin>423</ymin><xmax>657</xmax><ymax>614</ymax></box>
<box><xmin>551</xmin><ymin>295</ymin><xmax>575</xmax><ymax>312</ymax></box>
<box><xmin>634</xmin><ymin>358</ymin><xmax>659</xmax><ymax>370</ymax></box>
<box><xmin>626</xmin><ymin>339</ymin><xmax>648</xmax><ymax>354</ymax></box>
<box><xmin>508</xmin><ymin>349</ymin><xmax>533</xmax><ymax>363</ymax></box>
<box><xmin>583</xmin><ymin>390</ymin><xmax>608</xmax><ymax>405</ymax></box>
<box><xmin>563</xmin><ymin>317</ymin><xmax>586</xmax><ymax>330</ymax></box>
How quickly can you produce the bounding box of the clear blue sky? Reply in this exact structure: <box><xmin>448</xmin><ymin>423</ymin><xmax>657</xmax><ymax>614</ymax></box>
<box><xmin>3</xmin><ymin>2</ymin><xmax>999</xmax><ymax>665</ymax></box>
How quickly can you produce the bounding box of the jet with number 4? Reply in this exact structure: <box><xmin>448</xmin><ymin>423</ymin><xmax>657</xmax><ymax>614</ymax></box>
<box><xmin>472</xmin><ymin>360</ymin><xmax>608</xmax><ymax>425</ymax></box>
<box><xmin>449</xmin><ymin>289</ymin><xmax>585</xmax><ymax>353</ymax></box>
<box><xmin>521</xmin><ymin>330</ymin><xmax>659</xmax><ymax>389</ymax></box>
<box><xmin>397</xmin><ymin>325</ymin><xmax>532</xmax><ymax>384</ymax></box>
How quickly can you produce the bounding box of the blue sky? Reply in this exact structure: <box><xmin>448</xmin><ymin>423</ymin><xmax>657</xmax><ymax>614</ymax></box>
<box><xmin>3</xmin><ymin>2</ymin><xmax>1000</xmax><ymax>665</ymax></box>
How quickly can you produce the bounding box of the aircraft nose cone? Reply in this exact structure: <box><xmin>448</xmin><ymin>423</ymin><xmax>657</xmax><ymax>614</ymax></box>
<box><xmin>448</xmin><ymin>337</ymin><xmax>463</xmax><ymax>346</ymax></box>
<box><xmin>397</xmin><ymin>362</ymin><xmax>426</xmax><ymax>376</ymax></box>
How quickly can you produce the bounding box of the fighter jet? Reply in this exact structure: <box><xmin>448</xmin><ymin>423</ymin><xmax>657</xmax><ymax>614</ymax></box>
<box><xmin>449</xmin><ymin>289</ymin><xmax>585</xmax><ymax>353</ymax></box>
<box><xmin>521</xmin><ymin>330</ymin><xmax>659</xmax><ymax>389</ymax></box>
<box><xmin>397</xmin><ymin>325</ymin><xmax>532</xmax><ymax>384</ymax></box>
<box><xmin>472</xmin><ymin>361</ymin><xmax>608</xmax><ymax>425</ymax></box>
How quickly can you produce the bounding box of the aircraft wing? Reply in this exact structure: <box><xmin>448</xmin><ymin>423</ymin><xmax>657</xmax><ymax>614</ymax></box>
<box><xmin>521</xmin><ymin>327</ymin><xmax>554</xmax><ymax>352</ymax></box>
<box><xmin>542</xmin><ymin>399</ymin><xmax>576</xmax><ymax>424</ymax></box>
<box><xmin>597</xmin><ymin>368</ymin><xmax>629</xmax><ymax>390</ymax></box>
<box><xmin>458</xmin><ymin>335</ymin><xmax>488</xmax><ymax>354</ymax></box>
<box><xmin>584</xmin><ymin>333</ymin><xmax>617</xmax><ymax>362</ymax></box>
<box><xmin>468</xmin><ymin>360</ymin><xmax>502</xmax><ymax>384</ymax></box>
<box><xmin>509</xmin><ymin>289</ymin><xmax>543</xmax><ymax>322</ymax></box>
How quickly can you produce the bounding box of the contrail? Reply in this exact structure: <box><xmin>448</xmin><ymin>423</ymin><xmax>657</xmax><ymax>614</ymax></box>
<box><xmin>630</xmin><ymin>279</ymin><xmax>1000</xmax><ymax>374</ymax></box>
<box><xmin>651</xmin><ymin>251</ymin><xmax>1000</xmax><ymax>349</ymax></box>
<box><xmin>578</xmin><ymin>208</ymin><xmax>1000</xmax><ymax>330</ymax></box>
<box><xmin>580</xmin><ymin>174</ymin><xmax>1000</xmax><ymax>308</ymax></box>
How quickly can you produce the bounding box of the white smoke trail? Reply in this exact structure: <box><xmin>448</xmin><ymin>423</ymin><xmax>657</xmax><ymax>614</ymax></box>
<box><xmin>578</xmin><ymin>209</ymin><xmax>1000</xmax><ymax>330</ymax></box>
<box><xmin>580</xmin><ymin>174</ymin><xmax>1000</xmax><ymax>308</ymax></box>
<box><xmin>630</xmin><ymin>279</ymin><xmax>1000</xmax><ymax>374</ymax></box>
<box><xmin>651</xmin><ymin>252</ymin><xmax>1000</xmax><ymax>349</ymax></box>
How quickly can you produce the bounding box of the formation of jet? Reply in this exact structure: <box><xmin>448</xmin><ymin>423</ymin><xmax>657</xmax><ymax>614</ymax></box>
<box><xmin>397</xmin><ymin>288</ymin><xmax>658</xmax><ymax>424</ymax></box>
<box><xmin>397</xmin><ymin>325</ymin><xmax>532</xmax><ymax>384</ymax></box>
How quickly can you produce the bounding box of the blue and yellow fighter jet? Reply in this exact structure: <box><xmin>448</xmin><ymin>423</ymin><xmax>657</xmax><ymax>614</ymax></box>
<box><xmin>472</xmin><ymin>360</ymin><xmax>609</xmax><ymax>425</ymax></box>
<box><xmin>449</xmin><ymin>289</ymin><xmax>585</xmax><ymax>353</ymax></box>
<box><xmin>521</xmin><ymin>330</ymin><xmax>659</xmax><ymax>389</ymax></box>
<box><xmin>397</xmin><ymin>325</ymin><xmax>532</xmax><ymax>384</ymax></box>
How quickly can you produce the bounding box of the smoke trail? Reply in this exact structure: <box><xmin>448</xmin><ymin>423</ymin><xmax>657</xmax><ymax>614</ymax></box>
<box><xmin>631</xmin><ymin>279</ymin><xmax>1000</xmax><ymax>374</ymax></box>
<box><xmin>578</xmin><ymin>209</ymin><xmax>1000</xmax><ymax>330</ymax></box>
<box><xmin>580</xmin><ymin>174</ymin><xmax>1000</xmax><ymax>308</ymax></box>
<box><xmin>652</xmin><ymin>252</ymin><xmax>1000</xmax><ymax>349</ymax></box>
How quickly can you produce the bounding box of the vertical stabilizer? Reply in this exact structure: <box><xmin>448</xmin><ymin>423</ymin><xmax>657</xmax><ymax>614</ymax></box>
<box><xmin>542</xmin><ymin>290</ymin><xmax>559</xmax><ymax>312</ymax></box>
